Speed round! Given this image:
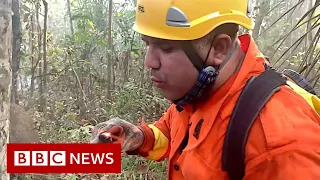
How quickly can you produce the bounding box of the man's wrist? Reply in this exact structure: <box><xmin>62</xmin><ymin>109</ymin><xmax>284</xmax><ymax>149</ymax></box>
<box><xmin>136</xmin><ymin>121</ymin><xmax>156</xmax><ymax>157</ymax></box>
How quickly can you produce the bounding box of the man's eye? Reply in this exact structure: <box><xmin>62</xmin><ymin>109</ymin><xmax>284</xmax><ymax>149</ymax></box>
<box><xmin>160</xmin><ymin>46</ymin><xmax>173</xmax><ymax>53</ymax></box>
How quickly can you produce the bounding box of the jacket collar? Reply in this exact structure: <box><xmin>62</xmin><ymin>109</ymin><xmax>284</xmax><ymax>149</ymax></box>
<box><xmin>183</xmin><ymin>33</ymin><xmax>267</xmax><ymax>150</ymax></box>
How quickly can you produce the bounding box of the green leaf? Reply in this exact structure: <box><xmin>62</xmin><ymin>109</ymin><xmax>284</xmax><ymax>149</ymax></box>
<box><xmin>312</xmin><ymin>10</ymin><xmax>320</xmax><ymax>25</ymax></box>
<box><xmin>87</xmin><ymin>19</ymin><xmax>94</xmax><ymax>28</ymax></box>
<box><xmin>47</xmin><ymin>47</ymin><xmax>62</xmax><ymax>56</ymax></box>
<box><xmin>80</xmin><ymin>125</ymin><xmax>93</xmax><ymax>136</ymax></box>
<box><xmin>83</xmin><ymin>60</ymin><xmax>92</xmax><ymax>65</ymax></box>
<box><xmin>130</xmin><ymin>51</ymin><xmax>137</xmax><ymax>56</ymax></box>
<box><xmin>68</xmin><ymin>129</ymin><xmax>80</xmax><ymax>139</ymax></box>
<box><xmin>55</xmin><ymin>101</ymin><xmax>64</xmax><ymax>111</ymax></box>
<box><xmin>69</xmin><ymin>174</ymin><xmax>77</xmax><ymax>180</ymax></box>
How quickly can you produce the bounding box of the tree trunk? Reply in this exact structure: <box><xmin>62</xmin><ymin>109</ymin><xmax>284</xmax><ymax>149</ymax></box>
<box><xmin>139</xmin><ymin>54</ymin><xmax>145</xmax><ymax>90</ymax></box>
<box><xmin>252</xmin><ymin>0</ymin><xmax>271</xmax><ymax>39</ymax></box>
<box><xmin>36</xmin><ymin>2</ymin><xmax>43</xmax><ymax>112</ymax></box>
<box><xmin>106</xmin><ymin>0</ymin><xmax>112</xmax><ymax>99</ymax></box>
<box><xmin>0</xmin><ymin>0</ymin><xmax>12</xmax><ymax>179</ymax></box>
<box><xmin>305</xmin><ymin>0</ymin><xmax>314</xmax><ymax>51</ymax></box>
<box><xmin>139</xmin><ymin>50</ymin><xmax>146</xmax><ymax>92</ymax></box>
<box><xmin>66</xmin><ymin>0</ymin><xmax>74</xmax><ymax>35</ymax></box>
<box><xmin>304</xmin><ymin>0</ymin><xmax>319</xmax><ymax>77</ymax></box>
<box><xmin>112</xmin><ymin>60</ymin><xmax>115</xmax><ymax>92</ymax></box>
<box><xmin>29</xmin><ymin>13</ymin><xmax>35</xmax><ymax>98</ymax></box>
<box><xmin>42</xmin><ymin>0</ymin><xmax>48</xmax><ymax>116</ymax></box>
<box><xmin>11</xmin><ymin>0</ymin><xmax>21</xmax><ymax>105</ymax></box>
<box><xmin>123</xmin><ymin>50</ymin><xmax>130</xmax><ymax>86</ymax></box>
<box><xmin>286</xmin><ymin>0</ymin><xmax>294</xmax><ymax>55</ymax></box>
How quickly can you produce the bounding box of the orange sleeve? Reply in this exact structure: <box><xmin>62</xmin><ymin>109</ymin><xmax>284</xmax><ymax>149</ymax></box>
<box><xmin>243</xmin><ymin>85</ymin><xmax>320</xmax><ymax>179</ymax></box>
<box><xmin>244</xmin><ymin>145</ymin><xmax>320</xmax><ymax>180</ymax></box>
<box><xmin>136</xmin><ymin>105</ymin><xmax>174</xmax><ymax>161</ymax></box>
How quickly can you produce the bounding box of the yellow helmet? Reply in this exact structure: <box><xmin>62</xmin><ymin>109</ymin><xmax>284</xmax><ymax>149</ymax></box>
<box><xmin>132</xmin><ymin>0</ymin><xmax>254</xmax><ymax>40</ymax></box>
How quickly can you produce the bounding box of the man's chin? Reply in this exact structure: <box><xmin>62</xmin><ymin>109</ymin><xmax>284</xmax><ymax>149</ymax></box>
<box><xmin>153</xmin><ymin>86</ymin><xmax>187</xmax><ymax>102</ymax></box>
<box><xmin>162</xmin><ymin>92</ymin><xmax>186</xmax><ymax>103</ymax></box>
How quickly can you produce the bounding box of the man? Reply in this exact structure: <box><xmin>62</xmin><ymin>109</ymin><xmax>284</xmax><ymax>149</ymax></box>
<box><xmin>91</xmin><ymin>0</ymin><xmax>320</xmax><ymax>179</ymax></box>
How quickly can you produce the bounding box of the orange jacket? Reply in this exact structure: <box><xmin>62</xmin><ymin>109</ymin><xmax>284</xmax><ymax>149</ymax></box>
<box><xmin>136</xmin><ymin>34</ymin><xmax>320</xmax><ymax>180</ymax></box>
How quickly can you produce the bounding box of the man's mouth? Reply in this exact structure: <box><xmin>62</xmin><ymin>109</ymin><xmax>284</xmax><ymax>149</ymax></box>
<box><xmin>150</xmin><ymin>77</ymin><xmax>165</xmax><ymax>88</ymax></box>
<box><xmin>151</xmin><ymin>77</ymin><xmax>163</xmax><ymax>83</ymax></box>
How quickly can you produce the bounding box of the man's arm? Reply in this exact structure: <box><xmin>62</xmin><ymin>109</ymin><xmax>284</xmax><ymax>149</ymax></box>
<box><xmin>244</xmin><ymin>145</ymin><xmax>320</xmax><ymax>179</ymax></box>
<box><xmin>243</xmin><ymin>86</ymin><xmax>320</xmax><ymax>179</ymax></box>
<box><xmin>133</xmin><ymin>105</ymin><xmax>175</xmax><ymax>161</ymax></box>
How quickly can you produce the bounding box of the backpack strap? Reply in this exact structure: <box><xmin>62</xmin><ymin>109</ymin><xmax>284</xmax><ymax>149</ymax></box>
<box><xmin>222</xmin><ymin>69</ymin><xmax>287</xmax><ymax>180</ymax></box>
<box><xmin>282</xmin><ymin>69</ymin><xmax>317</xmax><ymax>95</ymax></box>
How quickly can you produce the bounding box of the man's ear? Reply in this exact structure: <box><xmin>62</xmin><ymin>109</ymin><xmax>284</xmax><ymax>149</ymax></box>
<box><xmin>209</xmin><ymin>34</ymin><xmax>233</xmax><ymax>66</ymax></box>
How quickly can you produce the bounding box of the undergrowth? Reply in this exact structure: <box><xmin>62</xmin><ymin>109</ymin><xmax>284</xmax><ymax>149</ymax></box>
<box><xmin>12</xmin><ymin>80</ymin><xmax>170</xmax><ymax>180</ymax></box>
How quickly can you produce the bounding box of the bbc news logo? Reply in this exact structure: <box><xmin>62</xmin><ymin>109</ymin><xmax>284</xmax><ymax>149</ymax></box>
<box><xmin>13</xmin><ymin>151</ymin><xmax>114</xmax><ymax>166</ymax></box>
<box><xmin>7</xmin><ymin>143</ymin><xmax>121</xmax><ymax>173</ymax></box>
<box><xmin>14</xmin><ymin>151</ymin><xmax>67</xmax><ymax>166</ymax></box>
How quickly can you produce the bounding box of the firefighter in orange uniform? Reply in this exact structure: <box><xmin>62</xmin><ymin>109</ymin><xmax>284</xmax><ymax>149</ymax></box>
<box><xmin>91</xmin><ymin>0</ymin><xmax>320</xmax><ymax>179</ymax></box>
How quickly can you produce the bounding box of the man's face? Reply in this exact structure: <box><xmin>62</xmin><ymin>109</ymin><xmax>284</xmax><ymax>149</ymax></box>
<box><xmin>142</xmin><ymin>35</ymin><xmax>199</xmax><ymax>101</ymax></box>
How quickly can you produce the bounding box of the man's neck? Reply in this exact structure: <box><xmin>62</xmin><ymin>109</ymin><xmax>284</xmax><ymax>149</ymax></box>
<box><xmin>211</xmin><ymin>40</ymin><xmax>245</xmax><ymax>92</ymax></box>
<box><xmin>176</xmin><ymin>39</ymin><xmax>246</xmax><ymax>108</ymax></box>
<box><xmin>189</xmin><ymin>40</ymin><xmax>245</xmax><ymax>107</ymax></box>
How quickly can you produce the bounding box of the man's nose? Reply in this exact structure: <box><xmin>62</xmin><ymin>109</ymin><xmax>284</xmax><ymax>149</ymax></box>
<box><xmin>144</xmin><ymin>47</ymin><xmax>161</xmax><ymax>69</ymax></box>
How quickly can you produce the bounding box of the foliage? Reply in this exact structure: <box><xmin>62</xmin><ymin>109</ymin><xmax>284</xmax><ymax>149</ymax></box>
<box><xmin>11</xmin><ymin>0</ymin><xmax>320</xmax><ymax>179</ymax></box>
<box><xmin>14</xmin><ymin>0</ymin><xmax>170</xmax><ymax>179</ymax></box>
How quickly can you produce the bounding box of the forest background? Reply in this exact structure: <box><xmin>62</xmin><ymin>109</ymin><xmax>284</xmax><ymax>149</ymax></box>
<box><xmin>0</xmin><ymin>0</ymin><xmax>319</xmax><ymax>179</ymax></box>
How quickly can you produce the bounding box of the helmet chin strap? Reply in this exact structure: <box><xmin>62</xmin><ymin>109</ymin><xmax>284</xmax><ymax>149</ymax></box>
<box><xmin>173</xmin><ymin>38</ymin><xmax>236</xmax><ymax>106</ymax></box>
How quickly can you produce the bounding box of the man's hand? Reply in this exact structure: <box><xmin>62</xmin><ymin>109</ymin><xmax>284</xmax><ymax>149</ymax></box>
<box><xmin>90</xmin><ymin>117</ymin><xmax>144</xmax><ymax>152</ymax></box>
